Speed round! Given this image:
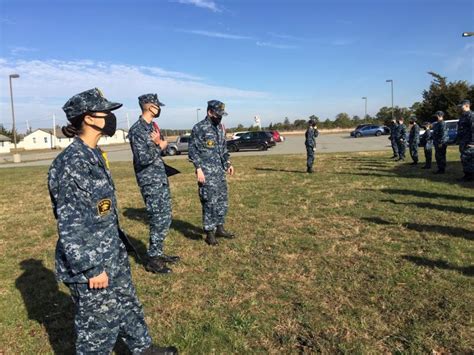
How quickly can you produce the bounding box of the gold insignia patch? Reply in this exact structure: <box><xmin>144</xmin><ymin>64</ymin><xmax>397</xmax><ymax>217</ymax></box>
<box><xmin>97</xmin><ymin>199</ymin><xmax>112</xmax><ymax>216</ymax></box>
<box><xmin>96</xmin><ymin>88</ymin><xmax>104</xmax><ymax>97</ymax></box>
<box><xmin>206</xmin><ymin>139</ymin><xmax>215</xmax><ymax>148</ymax></box>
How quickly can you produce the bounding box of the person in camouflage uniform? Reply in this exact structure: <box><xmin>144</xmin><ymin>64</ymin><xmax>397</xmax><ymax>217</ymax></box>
<box><xmin>304</xmin><ymin>119</ymin><xmax>319</xmax><ymax>173</ymax></box>
<box><xmin>189</xmin><ymin>100</ymin><xmax>235</xmax><ymax>246</ymax></box>
<box><xmin>432</xmin><ymin>110</ymin><xmax>449</xmax><ymax>174</ymax></box>
<box><xmin>421</xmin><ymin>122</ymin><xmax>433</xmax><ymax>169</ymax></box>
<box><xmin>389</xmin><ymin>119</ymin><xmax>399</xmax><ymax>159</ymax></box>
<box><xmin>395</xmin><ymin>117</ymin><xmax>407</xmax><ymax>161</ymax></box>
<box><xmin>128</xmin><ymin>93</ymin><xmax>179</xmax><ymax>274</ymax></box>
<box><xmin>456</xmin><ymin>99</ymin><xmax>474</xmax><ymax>181</ymax></box>
<box><xmin>48</xmin><ymin>88</ymin><xmax>177</xmax><ymax>354</ymax></box>
<box><xmin>408</xmin><ymin>116</ymin><xmax>420</xmax><ymax>165</ymax></box>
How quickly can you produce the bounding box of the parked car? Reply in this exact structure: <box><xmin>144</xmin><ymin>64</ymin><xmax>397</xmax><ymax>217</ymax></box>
<box><xmin>419</xmin><ymin>119</ymin><xmax>459</xmax><ymax>146</ymax></box>
<box><xmin>231</xmin><ymin>131</ymin><xmax>249</xmax><ymax>140</ymax></box>
<box><xmin>350</xmin><ymin>125</ymin><xmax>385</xmax><ymax>138</ymax></box>
<box><xmin>227</xmin><ymin>131</ymin><xmax>275</xmax><ymax>152</ymax></box>
<box><xmin>166</xmin><ymin>134</ymin><xmax>190</xmax><ymax>155</ymax></box>
<box><xmin>266</xmin><ymin>130</ymin><xmax>284</xmax><ymax>142</ymax></box>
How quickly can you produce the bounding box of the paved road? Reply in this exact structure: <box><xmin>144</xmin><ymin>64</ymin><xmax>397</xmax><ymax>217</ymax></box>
<box><xmin>0</xmin><ymin>133</ymin><xmax>392</xmax><ymax>168</ymax></box>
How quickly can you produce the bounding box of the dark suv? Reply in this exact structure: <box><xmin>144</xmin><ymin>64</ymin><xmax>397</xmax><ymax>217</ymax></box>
<box><xmin>227</xmin><ymin>131</ymin><xmax>275</xmax><ymax>152</ymax></box>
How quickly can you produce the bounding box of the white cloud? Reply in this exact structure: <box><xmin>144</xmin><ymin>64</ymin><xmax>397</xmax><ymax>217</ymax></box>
<box><xmin>0</xmin><ymin>58</ymin><xmax>269</xmax><ymax>130</ymax></box>
<box><xmin>256</xmin><ymin>41</ymin><xmax>298</xmax><ymax>50</ymax></box>
<box><xmin>174</xmin><ymin>0</ymin><xmax>221</xmax><ymax>12</ymax></box>
<box><xmin>179</xmin><ymin>29</ymin><xmax>253</xmax><ymax>40</ymax></box>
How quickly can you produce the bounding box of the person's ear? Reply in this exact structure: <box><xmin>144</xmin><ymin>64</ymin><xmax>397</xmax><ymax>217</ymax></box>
<box><xmin>83</xmin><ymin>114</ymin><xmax>95</xmax><ymax>126</ymax></box>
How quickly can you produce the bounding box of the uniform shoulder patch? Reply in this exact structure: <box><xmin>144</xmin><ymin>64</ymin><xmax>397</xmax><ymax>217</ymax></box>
<box><xmin>97</xmin><ymin>198</ymin><xmax>112</xmax><ymax>216</ymax></box>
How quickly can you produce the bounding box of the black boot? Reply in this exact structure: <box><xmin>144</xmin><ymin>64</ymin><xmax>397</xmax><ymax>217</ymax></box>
<box><xmin>458</xmin><ymin>173</ymin><xmax>474</xmax><ymax>182</ymax></box>
<box><xmin>205</xmin><ymin>230</ymin><xmax>218</xmax><ymax>246</ymax></box>
<box><xmin>421</xmin><ymin>165</ymin><xmax>431</xmax><ymax>169</ymax></box>
<box><xmin>159</xmin><ymin>254</ymin><xmax>181</xmax><ymax>263</ymax></box>
<box><xmin>410</xmin><ymin>161</ymin><xmax>418</xmax><ymax>165</ymax></box>
<box><xmin>142</xmin><ymin>344</ymin><xmax>178</xmax><ymax>355</ymax></box>
<box><xmin>145</xmin><ymin>257</ymin><xmax>172</xmax><ymax>274</ymax></box>
<box><xmin>216</xmin><ymin>225</ymin><xmax>235</xmax><ymax>239</ymax></box>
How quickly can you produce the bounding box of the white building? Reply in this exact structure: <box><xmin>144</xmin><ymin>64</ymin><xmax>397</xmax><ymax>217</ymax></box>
<box><xmin>18</xmin><ymin>128</ymin><xmax>129</xmax><ymax>150</ymax></box>
<box><xmin>0</xmin><ymin>134</ymin><xmax>12</xmax><ymax>154</ymax></box>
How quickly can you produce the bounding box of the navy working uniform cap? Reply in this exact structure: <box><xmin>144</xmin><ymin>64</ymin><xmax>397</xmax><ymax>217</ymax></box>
<box><xmin>138</xmin><ymin>93</ymin><xmax>165</xmax><ymax>107</ymax></box>
<box><xmin>458</xmin><ymin>99</ymin><xmax>471</xmax><ymax>106</ymax></box>
<box><xmin>435</xmin><ymin>110</ymin><xmax>444</xmax><ymax>117</ymax></box>
<box><xmin>63</xmin><ymin>88</ymin><xmax>122</xmax><ymax>122</ymax></box>
<box><xmin>207</xmin><ymin>100</ymin><xmax>228</xmax><ymax>116</ymax></box>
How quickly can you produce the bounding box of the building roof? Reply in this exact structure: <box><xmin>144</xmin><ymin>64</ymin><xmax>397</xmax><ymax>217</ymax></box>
<box><xmin>29</xmin><ymin>128</ymin><xmax>67</xmax><ymax>138</ymax></box>
<box><xmin>0</xmin><ymin>134</ymin><xmax>11</xmax><ymax>142</ymax></box>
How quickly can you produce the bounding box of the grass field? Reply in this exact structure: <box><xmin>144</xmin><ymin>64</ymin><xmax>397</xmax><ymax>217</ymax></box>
<box><xmin>0</xmin><ymin>148</ymin><xmax>473</xmax><ymax>354</ymax></box>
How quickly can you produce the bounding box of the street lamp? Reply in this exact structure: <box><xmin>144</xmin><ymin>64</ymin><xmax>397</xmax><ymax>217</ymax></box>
<box><xmin>462</xmin><ymin>32</ymin><xmax>474</xmax><ymax>37</ymax></box>
<box><xmin>386</xmin><ymin>79</ymin><xmax>394</xmax><ymax>121</ymax></box>
<box><xmin>9</xmin><ymin>74</ymin><xmax>20</xmax><ymax>162</ymax></box>
<box><xmin>196</xmin><ymin>108</ymin><xmax>201</xmax><ymax>123</ymax></box>
<box><xmin>361</xmin><ymin>97</ymin><xmax>367</xmax><ymax>119</ymax></box>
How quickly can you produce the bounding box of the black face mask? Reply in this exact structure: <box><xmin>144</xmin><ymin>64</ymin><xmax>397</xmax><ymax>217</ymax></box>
<box><xmin>210</xmin><ymin>113</ymin><xmax>222</xmax><ymax>125</ymax></box>
<box><xmin>149</xmin><ymin>105</ymin><xmax>161</xmax><ymax>118</ymax></box>
<box><xmin>91</xmin><ymin>112</ymin><xmax>117</xmax><ymax>137</ymax></box>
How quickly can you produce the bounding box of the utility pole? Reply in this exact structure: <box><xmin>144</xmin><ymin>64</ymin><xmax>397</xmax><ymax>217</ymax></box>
<box><xmin>52</xmin><ymin>113</ymin><xmax>57</xmax><ymax>149</ymax></box>
<box><xmin>386</xmin><ymin>79</ymin><xmax>394</xmax><ymax>121</ymax></box>
<box><xmin>126</xmin><ymin>113</ymin><xmax>130</xmax><ymax>130</ymax></box>
<box><xmin>362</xmin><ymin>97</ymin><xmax>368</xmax><ymax>119</ymax></box>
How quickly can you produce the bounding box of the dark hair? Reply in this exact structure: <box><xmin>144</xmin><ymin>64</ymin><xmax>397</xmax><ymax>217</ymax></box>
<box><xmin>62</xmin><ymin>114</ymin><xmax>85</xmax><ymax>138</ymax></box>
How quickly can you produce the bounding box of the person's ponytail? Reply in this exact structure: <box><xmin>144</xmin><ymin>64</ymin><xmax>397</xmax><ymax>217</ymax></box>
<box><xmin>61</xmin><ymin>115</ymin><xmax>84</xmax><ymax>138</ymax></box>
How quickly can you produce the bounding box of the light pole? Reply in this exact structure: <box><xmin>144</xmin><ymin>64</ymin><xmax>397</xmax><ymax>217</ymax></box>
<box><xmin>196</xmin><ymin>108</ymin><xmax>201</xmax><ymax>123</ymax></box>
<box><xmin>9</xmin><ymin>74</ymin><xmax>20</xmax><ymax>150</ymax></box>
<box><xmin>386</xmin><ymin>79</ymin><xmax>394</xmax><ymax>121</ymax></box>
<box><xmin>462</xmin><ymin>32</ymin><xmax>474</xmax><ymax>37</ymax></box>
<box><xmin>362</xmin><ymin>97</ymin><xmax>367</xmax><ymax>119</ymax></box>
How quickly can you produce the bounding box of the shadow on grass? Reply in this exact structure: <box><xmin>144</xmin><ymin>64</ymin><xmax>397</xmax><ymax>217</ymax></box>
<box><xmin>380</xmin><ymin>188</ymin><xmax>474</xmax><ymax>203</ymax></box>
<box><xmin>362</xmin><ymin>217</ymin><xmax>474</xmax><ymax>241</ymax></box>
<box><xmin>254</xmin><ymin>167</ymin><xmax>308</xmax><ymax>174</ymax></box>
<box><xmin>381</xmin><ymin>199</ymin><xmax>474</xmax><ymax>215</ymax></box>
<box><xmin>15</xmin><ymin>259</ymin><xmax>75</xmax><ymax>354</ymax></box>
<box><xmin>403</xmin><ymin>255</ymin><xmax>474</xmax><ymax>277</ymax></box>
<box><xmin>123</xmin><ymin>207</ymin><xmax>202</xmax><ymax>241</ymax></box>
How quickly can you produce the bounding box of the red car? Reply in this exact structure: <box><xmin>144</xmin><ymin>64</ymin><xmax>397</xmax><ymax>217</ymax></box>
<box><xmin>267</xmin><ymin>130</ymin><xmax>283</xmax><ymax>142</ymax></box>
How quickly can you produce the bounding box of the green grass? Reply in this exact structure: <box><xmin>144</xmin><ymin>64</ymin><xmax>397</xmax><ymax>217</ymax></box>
<box><xmin>0</xmin><ymin>148</ymin><xmax>473</xmax><ymax>354</ymax></box>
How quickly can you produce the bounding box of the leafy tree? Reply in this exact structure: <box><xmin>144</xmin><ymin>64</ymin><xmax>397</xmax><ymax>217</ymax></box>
<box><xmin>334</xmin><ymin>113</ymin><xmax>352</xmax><ymax>128</ymax></box>
<box><xmin>0</xmin><ymin>125</ymin><xmax>14</xmax><ymax>140</ymax></box>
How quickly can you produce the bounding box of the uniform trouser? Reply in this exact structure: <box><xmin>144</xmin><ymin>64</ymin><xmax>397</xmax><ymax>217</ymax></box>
<box><xmin>434</xmin><ymin>144</ymin><xmax>447</xmax><ymax>172</ymax></box>
<box><xmin>397</xmin><ymin>141</ymin><xmax>406</xmax><ymax>159</ymax></box>
<box><xmin>306</xmin><ymin>146</ymin><xmax>315</xmax><ymax>170</ymax></box>
<box><xmin>67</xmin><ymin>247</ymin><xmax>152</xmax><ymax>354</ymax></box>
<box><xmin>424</xmin><ymin>145</ymin><xmax>432</xmax><ymax>167</ymax></box>
<box><xmin>198</xmin><ymin>175</ymin><xmax>228</xmax><ymax>232</ymax></box>
<box><xmin>460</xmin><ymin>145</ymin><xmax>474</xmax><ymax>174</ymax></box>
<box><xmin>409</xmin><ymin>143</ymin><xmax>419</xmax><ymax>163</ymax></box>
<box><xmin>391</xmin><ymin>139</ymin><xmax>399</xmax><ymax>156</ymax></box>
<box><xmin>140</xmin><ymin>183</ymin><xmax>172</xmax><ymax>258</ymax></box>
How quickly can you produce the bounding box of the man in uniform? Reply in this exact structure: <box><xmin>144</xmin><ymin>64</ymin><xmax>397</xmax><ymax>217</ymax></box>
<box><xmin>128</xmin><ymin>93</ymin><xmax>179</xmax><ymax>274</ymax></box>
<box><xmin>395</xmin><ymin>117</ymin><xmax>407</xmax><ymax>161</ymax></box>
<box><xmin>421</xmin><ymin>121</ymin><xmax>433</xmax><ymax>169</ymax></box>
<box><xmin>432</xmin><ymin>110</ymin><xmax>449</xmax><ymax>174</ymax></box>
<box><xmin>408</xmin><ymin>116</ymin><xmax>420</xmax><ymax>165</ymax></box>
<box><xmin>389</xmin><ymin>119</ymin><xmax>399</xmax><ymax>159</ymax></box>
<box><xmin>188</xmin><ymin>100</ymin><xmax>235</xmax><ymax>246</ymax></box>
<box><xmin>304</xmin><ymin>119</ymin><xmax>319</xmax><ymax>173</ymax></box>
<box><xmin>457</xmin><ymin>99</ymin><xmax>474</xmax><ymax>181</ymax></box>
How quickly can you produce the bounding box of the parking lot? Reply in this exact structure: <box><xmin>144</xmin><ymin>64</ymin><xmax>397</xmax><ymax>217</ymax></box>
<box><xmin>0</xmin><ymin>133</ymin><xmax>392</xmax><ymax>168</ymax></box>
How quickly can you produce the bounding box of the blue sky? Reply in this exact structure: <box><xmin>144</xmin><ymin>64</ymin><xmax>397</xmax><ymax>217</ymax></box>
<box><xmin>0</xmin><ymin>0</ymin><xmax>473</xmax><ymax>130</ymax></box>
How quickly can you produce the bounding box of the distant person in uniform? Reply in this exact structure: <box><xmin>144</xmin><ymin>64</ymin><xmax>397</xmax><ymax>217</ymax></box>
<box><xmin>128</xmin><ymin>93</ymin><xmax>179</xmax><ymax>274</ymax></box>
<box><xmin>304</xmin><ymin>119</ymin><xmax>319</xmax><ymax>173</ymax></box>
<box><xmin>48</xmin><ymin>88</ymin><xmax>177</xmax><ymax>354</ymax></box>
<box><xmin>432</xmin><ymin>111</ymin><xmax>449</xmax><ymax>174</ymax></box>
<box><xmin>421</xmin><ymin>121</ymin><xmax>433</xmax><ymax>169</ymax></box>
<box><xmin>395</xmin><ymin>117</ymin><xmax>407</xmax><ymax>161</ymax></box>
<box><xmin>389</xmin><ymin>119</ymin><xmax>399</xmax><ymax>159</ymax></box>
<box><xmin>456</xmin><ymin>99</ymin><xmax>474</xmax><ymax>181</ymax></box>
<box><xmin>408</xmin><ymin>116</ymin><xmax>420</xmax><ymax>165</ymax></box>
<box><xmin>189</xmin><ymin>100</ymin><xmax>235</xmax><ymax>246</ymax></box>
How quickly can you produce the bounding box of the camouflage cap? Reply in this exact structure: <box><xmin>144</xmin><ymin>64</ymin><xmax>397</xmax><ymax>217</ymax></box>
<box><xmin>458</xmin><ymin>99</ymin><xmax>470</xmax><ymax>107</ymax></box>
<box><xmin>138</xmin><ymin>93</ymin><xmax>165</xmax><ymax>107</ymax></box>
<box><xmin>62</xmin><ymin>88</ymin><xmax>122</xmax><ymax>122</ymax></box>
<box><xmin>207</xmin><ymin>100</ymin><xmax>228</xmax><ymax>116</ymax></box>
<box><xmin>435</xmin><ymin>110</ymin><xmax>444</xmax><ymax>117</ymax></box>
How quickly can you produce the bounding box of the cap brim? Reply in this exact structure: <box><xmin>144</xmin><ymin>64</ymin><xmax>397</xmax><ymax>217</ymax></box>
<box><xmin>157</xmin><ymin>100</ymin><xmax>166</xmax><ymax>107</ymax></box>
<box><xmin>217</xmin><ymin>110</ymin><xmax>228</xmax><ymax>116</ymax></box>
<box><xmin>101</xmin><ymin>101</ymin><xmax>123</xmax><ymax>112</ymax></box>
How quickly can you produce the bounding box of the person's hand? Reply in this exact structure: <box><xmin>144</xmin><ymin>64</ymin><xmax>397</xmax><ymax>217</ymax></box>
<box><xmin>227</xmin><ymin>165</ymin><xmax>235</xmax><ymax>176</ymax></box>
<box><xmin>150</xmin><ymin>131</ymin><xmax>161</xmax><ymax>145</ymax></box>
<box><xmin>196</xmin><ymin>168</ymin><xmax>206</xmax><ymax>184</ymax></box>
<box><xmin>159</xmin><ymin>139</ymin><xmax>168</xmax><ymax>150</ymax></box>
<box><xmin>89</xmin><ymin>271</ymin><xmax>108</xmax><ymax>289</ymax></box>
<box><xmin>313</xmin><ymin>148</ymin><xmax>316</xmax><ymax>152</ymax></box>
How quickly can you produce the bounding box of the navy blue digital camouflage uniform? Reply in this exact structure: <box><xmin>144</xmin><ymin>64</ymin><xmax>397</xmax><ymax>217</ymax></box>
<box><xmin>305</xmin><ymin>126</ymin><xmax>319</xmax><ymax>172</ymax></box>
<box><xmin>48</xmin><ymin>89</ymin><xmax>152</xmax><ymax>354</ymax></box>
<box><xmin>189</xmin><ymin>106</ymin><xmax>231</xmax><ymax>232</ymax></box>
<box><xmin>128</xmin><ymin>94</ymin><xmax>171</xmax><ymax>258</ymax></box>
<box><xmin>396</xmin><ymin>123</ymin><xmax>407</xmax><ymax>160</ymax></box>
<box><xmin>389</xmin><ymin>122</ymin><xmax>399</xmax><ymax>157</ymax></box>
<box><xmin>432</xmin><ymin>120</ymin><xmax>449</xmax><ymax>172</ymax></box>
<box><xmin>457</xmin><ymin>108</ymin><xmax>474</xmax><ymax>176</ymax></box>
<box><xmin>421</xmin><ymin>126</ymin><xmax>433</xmax><ymax>168</ymax></box>
<box><xmin>408</xmin><ymin>122</ymin><xmax>420</xmax><ymax>163</ymax></box>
